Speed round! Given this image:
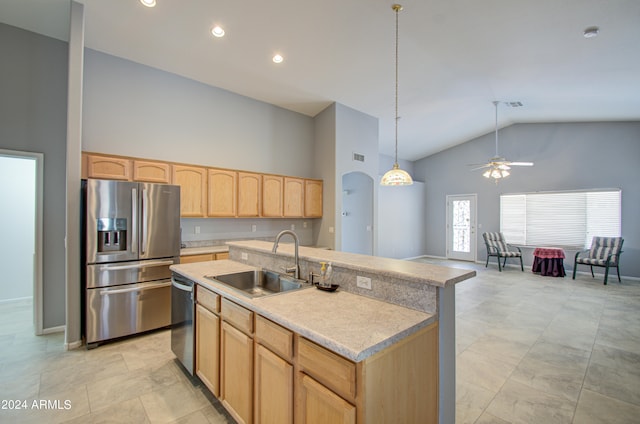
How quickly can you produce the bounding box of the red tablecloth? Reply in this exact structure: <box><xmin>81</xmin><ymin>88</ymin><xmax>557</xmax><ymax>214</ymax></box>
<box><xmin>532</xmin><ymin>248</ymin><xmax>566</xmax><ymax>277</ymax></box>
<box><xmin>533</xmin><ymin>247</ymin><xmax>566</xmax><ymax>259</ymax></box>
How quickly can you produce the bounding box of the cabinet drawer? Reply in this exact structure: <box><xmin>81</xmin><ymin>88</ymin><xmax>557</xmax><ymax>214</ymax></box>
<box><xmin>196</xmin><ymin>285</ymin><xmax>219</xmax><ymax>314</ymax></box>
<box><xmin>180</xmin><ymin>254</ymin><xmax>214</xmax><ymax>264</ymax></box>
<box><xmin>298</xmin><ymin>337</ymin><xmax>356</xmax><ymax>401</ymax></box>
<box><xmin>255</xmin><ymin>315</ymin><xmax>293</xmax><ymax>361</ymax></box>
<box><xmin>221</xmin><ymin>298</ymin><xmax>254</xmax><ymax>335</ymax></box>
<box><xmin>215</xmin><ymin>252</ymin><xmax>229</xmax><ymax>260</ymax></box>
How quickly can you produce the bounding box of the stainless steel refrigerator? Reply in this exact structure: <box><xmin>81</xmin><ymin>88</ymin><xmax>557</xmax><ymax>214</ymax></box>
<box><xmin>83</xmin><ymin>179</ymin><xmax>180</xmax><ymax>347</ymax></box>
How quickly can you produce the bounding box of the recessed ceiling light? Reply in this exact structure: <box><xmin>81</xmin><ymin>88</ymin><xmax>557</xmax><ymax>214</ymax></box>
<box><xmin>211</xmin><ymin>26</ymin><xmax>225</xmax><ymax>38</ymax></box>
<box><xmin>583</xmin><ymin>26</ymin><xmax>599</xmax><ymax>38</ymax></box>
<box><xmin>272</xmin><ymin>54</ymin><xmax>284</xmax><ymax>64</ymax></box>
<box><xmin>140</xmin><ymin>0</ymin><xmax>156</xmax><ymax>7</ymax></box>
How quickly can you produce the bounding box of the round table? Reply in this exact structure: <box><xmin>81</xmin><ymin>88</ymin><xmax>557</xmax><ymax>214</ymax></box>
<box><xmin>532</xmin><ymin>247</ymin><xmax>566</xmax><ymax>277</ymax></box>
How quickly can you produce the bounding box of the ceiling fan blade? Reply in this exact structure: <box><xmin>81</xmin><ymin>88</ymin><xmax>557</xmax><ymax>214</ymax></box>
<box><xmin>508</xmin><ymin>162</ymin><xmax>534</xmax><ymax>166</ymax></box>
<box><xmin>469</xmin><ymin>164</ymin><xmax>491</xmax><ymax>171</ymax></box>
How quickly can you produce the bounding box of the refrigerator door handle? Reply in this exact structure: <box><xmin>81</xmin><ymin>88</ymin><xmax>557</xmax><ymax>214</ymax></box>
<box><xmin>171</xmin><ymin>279</ymin><xmax>193</xmax><ymax>293</ymax></box>
<box><xmin>131</xmin><ymin>188</ymin><xmax>138</xmax><ymax>254</ymax></box>
<box><xmin>142</xmin><ymin>187</ymin><xmax>148</xmax><ymax>254</ymax></box>
<box><xmin>99</xmin><ymin>281</ymin><xmax>172</xmax><ymax>295</ymax></box>
<box><xmin>98</xmin><ymin>259</ymin><xmax>175</xmax><ymax>271</ymax></box>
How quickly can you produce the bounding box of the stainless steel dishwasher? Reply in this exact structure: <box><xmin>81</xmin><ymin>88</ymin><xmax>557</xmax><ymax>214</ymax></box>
<box><xmin>171</xmin><ymin>272</ymin><xmax>195</xmax><ymax>375</ymax></box>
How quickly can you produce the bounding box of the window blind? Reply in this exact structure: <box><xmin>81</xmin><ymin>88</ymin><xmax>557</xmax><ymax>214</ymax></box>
<box><xmin>500</xmin><ymin>189</ymin><xmax>621</xmax><ymax>248</ymax></box>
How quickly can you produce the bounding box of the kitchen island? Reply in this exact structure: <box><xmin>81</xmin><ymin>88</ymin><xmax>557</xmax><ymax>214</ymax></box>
<box><xmin>171</xmin><ymin>241</ymin><xmax>475</xmax><ymax>423</ymax></box>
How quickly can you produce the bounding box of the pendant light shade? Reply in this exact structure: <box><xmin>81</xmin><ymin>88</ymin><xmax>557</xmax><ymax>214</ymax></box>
<box><xmin>381</xmin><ymin>4</ymin><xmax>413</xmax><ymax>186</ymax></box>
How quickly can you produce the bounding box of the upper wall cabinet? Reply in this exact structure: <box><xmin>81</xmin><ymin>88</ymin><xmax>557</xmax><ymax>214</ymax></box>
<box><xmin>305</xmin><ymin>180</ymin><xmax>323</xmax><ymax>218</ymax></box>
<box><xmin>238</xmin><ymin>172</ymin><xmax>262</xmax><ymax>217</ymax></box>
<box><xmin>173</xmin><ymin>165</ymin><xmax>207</xmax><ymax>217</ymax></box>
<box><xmin>85</xmin><ymin>154</ymin><xmax>131</xmax><ymax>181</ymax></box>
<box><xmin>133</xmin><ymin>160</ymin><xmax>172</xmax><ymax>183</ymax></box>
<box><xmin>208</xmin><ymin>169</ymin><xmax>237</xmax><ymax>217</ymax></box>
<box><xmin>262</xmin><ymin>175</ymin><xmax>284</xmax><ymax>218</ymax></box>
<box><xmin>82</xmin><ymin>152</ymin><xmax>322</xmax><ymax>218</ymax></box>
<box><xmin>284</xmin><ymin>177</ymin><xmax>304</xmax><ymax>218</ymax></box>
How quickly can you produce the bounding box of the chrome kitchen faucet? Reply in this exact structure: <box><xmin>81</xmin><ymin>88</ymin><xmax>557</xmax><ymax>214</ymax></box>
<box><xmin>271</xmin><ymin>230</ymin><xmax>300</xmax><ymax>279</ymax></box>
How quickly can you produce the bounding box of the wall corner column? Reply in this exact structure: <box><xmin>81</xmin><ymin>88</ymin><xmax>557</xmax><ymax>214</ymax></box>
<box><xmin>65</xmin><ymin>0</ymin><xmax>85</xmax><ymax>350</ymax></box>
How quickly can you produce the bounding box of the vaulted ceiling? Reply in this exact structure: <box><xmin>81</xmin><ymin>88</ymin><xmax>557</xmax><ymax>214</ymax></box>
<box><xmin>2</xmin><ymin>0</ymin><xmax>639</xmax><ymax>161</ymax></box>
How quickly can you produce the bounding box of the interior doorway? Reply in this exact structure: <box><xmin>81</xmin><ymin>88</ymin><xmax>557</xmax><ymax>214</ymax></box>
<box><xmin>341</xmin><ymin>172</ymin><xmax>373</xmax><ymax>255</ymax></box>
<box><xmin>446</xmin><ymin>194</ymin><xmax>477</xmax><ymax>262</ymax></box>
<box><xmin>0</xmin><ymin>150</ymin><xmax>43</xmax><ymax>334</ymax></box>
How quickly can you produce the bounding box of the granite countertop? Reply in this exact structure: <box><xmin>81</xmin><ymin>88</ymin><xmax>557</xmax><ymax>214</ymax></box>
<box><xmin>171</xmin><ymin>260</ymin><xmax>435</xmax><ymax>362</ymax></box>
<box><xmin>228</xmin><ymin>240</ymin><xmax>475</xmax><ymax>288</ymax></box>
<box><xmin>180</xmin><ymin>245</ymin><xmax>229</xmax><ymax>256</ymax></box>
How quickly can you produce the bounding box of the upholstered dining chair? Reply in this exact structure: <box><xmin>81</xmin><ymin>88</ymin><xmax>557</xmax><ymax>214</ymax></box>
<box><xmin>572</xmin><ymin>236</ymin><xmax>624</xmax><ymax>285</ymax></box>
<box><xmin>482</xmin><ymin>232</ymin><xmax>524</xmax><ymax>272</ymax></box>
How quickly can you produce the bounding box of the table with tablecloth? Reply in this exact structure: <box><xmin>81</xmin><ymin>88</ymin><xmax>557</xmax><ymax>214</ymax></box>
<box><xmin>532</xmin><ymin>247</ymin><xmax>566</xmax><ymax>277</ymax></box>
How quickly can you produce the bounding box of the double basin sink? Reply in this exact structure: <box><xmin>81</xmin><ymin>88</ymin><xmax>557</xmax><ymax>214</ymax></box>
<box><xmin>205</xmin><ymin>268</ymin><xmax>309</xmax><ymax>298</ymax></box>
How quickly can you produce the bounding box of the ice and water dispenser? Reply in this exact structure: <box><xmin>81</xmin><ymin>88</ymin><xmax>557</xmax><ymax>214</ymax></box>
<box><xmin>97</xmin><ymin>218</ymin><xmax>127</xmax><ymax>252</ymax></box>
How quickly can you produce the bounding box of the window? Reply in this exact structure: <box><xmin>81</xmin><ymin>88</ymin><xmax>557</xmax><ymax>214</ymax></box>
<box><xmin>500</xmin><ymin>189</ymin><xmax>621</xmax><ymax>248</ymax></box>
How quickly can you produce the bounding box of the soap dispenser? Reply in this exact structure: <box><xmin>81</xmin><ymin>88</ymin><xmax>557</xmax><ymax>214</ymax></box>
<box><xmin>319</xmin><ymin>262</ymin><xmax>329</xmax><ymax>288</ymax></box>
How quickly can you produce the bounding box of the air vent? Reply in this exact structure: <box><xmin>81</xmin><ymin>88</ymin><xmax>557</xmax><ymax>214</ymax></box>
<box><xmin>505</xmin><ymin>101</ymin><xmax>523</xmax><ymax>108</ymax></box>
<box><xmin>353</xmin><ymin>152</ymin><xmax>365</xmax><ymax>162</ymax></box>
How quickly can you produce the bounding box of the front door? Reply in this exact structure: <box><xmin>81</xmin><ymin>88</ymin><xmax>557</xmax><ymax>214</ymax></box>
<box><xmin>446</xmin><ymin>194</ymin><xmax>477</xmax><ymax>261</ymax></box>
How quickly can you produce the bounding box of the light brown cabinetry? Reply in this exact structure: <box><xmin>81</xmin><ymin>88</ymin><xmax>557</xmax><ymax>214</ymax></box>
<box><xmin>220</xmin><ymin>299</ymin><xmax>254</xmax><ymax>424</ymax></box>
<box><xmin>86</xmin><ymin>154</ymin><xmax>132</xmax><ymax>180</ymax></box>
<box><xmin>180</xmin><ymin>252</ymin><xmax>228</xmax><ymax>264</ymax></box>
<box><xmin>254</xmin><ymin>316</ymin><xmax>294</xmax><ymax>424</ymax></box>
<box><xmin>208</xmin><ymin>169</ymin><xmax>237</xmax><ymax>217</ymax></box>
<box><xmin>195</xmin><ymin>286</ymin><xmax>220</xmax><ymax>397</ymax></box>
<box><xmin>298</xmin><ymin>374</ymin><xmax>356</xmax><ymax>424</ymax></box>
<box><xmin>238</xmin><ymin>172</ymin><xmax>262</xmax><ymax>217</ymax></box>
<box><xmin>284</xmin><ymin>178</ymin><xmax>304</xmax><ymax>218</ymax></box>
<box><xmin>193</xmin><ymin>285</ymin><xmax>438</xmax><ymax>424</ymax></box>
<box><xmin>262</xmin><ymin>175</ymin><xmax>283</xmax><ymax>217</ymax></box>
<box><xmin>304</xmin><ymin>180</ymin><xmax>323</xmax><ymax>218</ymax></box>
<box><xmin>296</xmin><ymin>322</ymin><xmax>438</xmax><ymax>424</ymax></box>
<box><xmin>133</xmin><ymin>160</ymin><xmax>171</xmax><ymax>183</ymax></box>
<box><xmin>83</xmin><ymin>152</ymin><xmax>323</xmax><ymax>218</ymax></box>
<box><xmin>172</xmin><ymin>165</ymin><xmax>207</xmax><ymax>217</ymax></box>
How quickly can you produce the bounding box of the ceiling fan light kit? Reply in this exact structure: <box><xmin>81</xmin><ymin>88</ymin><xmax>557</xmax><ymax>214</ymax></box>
<box><xmin>470</xmin><ymin>101</ymin><xmax>534</xmax><ymax>183</ymax></box>
<box><xmin>381</xmin><ymin>4</ymin><xmax>413</xmax><ymax>186</ymax></box>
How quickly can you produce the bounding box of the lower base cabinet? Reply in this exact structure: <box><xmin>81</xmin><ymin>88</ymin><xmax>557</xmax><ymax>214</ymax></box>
<box><xmin>195</xmin><ymin>304</ymin><xmax>220</xmax><ymax>396</ymax></box>
<box><xmin>254</xmin><ymin>344</ymin><xmax>293</xmax><ymax>424</ymax></box>
<box><xmin>221</xmin><ymin>321</ymin><xmax>254</xmax><ymax>424</ymax></box>
<box><xmin>195</xmin><ymin>288</ymin><xmax>439</xmax><ymax>424</ymax></box>
<box><xmin>298</xmin><ymin>374</ymin><xmax>356</xmax><ymax>424</ymax></box>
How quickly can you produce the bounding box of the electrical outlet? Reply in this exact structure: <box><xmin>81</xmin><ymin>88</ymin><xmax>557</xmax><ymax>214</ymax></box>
<box><xmin>195</xmin><ymin>226</ymin><xmax>200</xmax><ymax>234</ymax></box>
<box><xmin>291</xmin><ymin>224</ymin><xmax>295</xmax><ymax>231</ymax></box>
<box><xmin>241</xmin><ymin>252</ymin><xmax>248</xmax><ymax>260</ymax></box>
<box><xmin>251</xmin><ymin>224</ymin><xmax>257</xmax><ymax>232</ymax></box>
<box><xmin>303</xmin><ymin>221</ymin><xmax>308</xmax><ymax>228</ymax></box>
<box><xmin>357</xmin><ymin>276</ymin><xmax>372</xmax><ymax>290</ymax></box>
<box><xmin>329</xmin><ymin>226</ymin><xmax>334</xmax><ymax>234</ymax></box>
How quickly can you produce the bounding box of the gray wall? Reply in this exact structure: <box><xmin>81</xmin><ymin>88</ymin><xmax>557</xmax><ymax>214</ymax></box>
<box><xmin>82</xmin><ymin>49</ymin><xmax>315</xmax><ymax>177</ymax></box>
<box><xmin>0</xmin><ymin>23</ymin><xmax>68</xmax><ymax>328</ymax></box>
<box><xmin>414</xmin><ymin>121</ymin><xmax>640</xmax><ymax>278</ymax></box>
<box><xmin>378</xmin><ymin>179</ymin><xmax>427</xmax><ymax>259</ymax></box>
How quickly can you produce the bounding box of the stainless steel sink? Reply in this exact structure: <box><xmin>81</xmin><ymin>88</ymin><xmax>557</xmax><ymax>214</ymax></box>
<box><xmin>205</xmin><ymin>269</ymin><xmax>309</xmax><ymax>298</ymax></box>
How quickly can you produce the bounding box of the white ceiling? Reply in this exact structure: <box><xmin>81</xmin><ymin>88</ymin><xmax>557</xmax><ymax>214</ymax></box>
<box><xmin>2</xmin><ymin>0</ymin><xmax>640</xmax><ymax>161</ymax></box>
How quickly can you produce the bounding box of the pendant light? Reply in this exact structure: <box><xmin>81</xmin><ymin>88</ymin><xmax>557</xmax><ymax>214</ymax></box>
<box><xmin>381</xmin><ymin>4</ymin><xmax>413</xmax><ymax>186</ymax></box>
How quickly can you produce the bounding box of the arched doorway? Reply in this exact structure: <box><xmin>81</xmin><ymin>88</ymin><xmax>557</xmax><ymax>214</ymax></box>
<box><xmin>341</xmin><ymin>172</ymin><xmax>373</xmax><ymax>255</ymax></box>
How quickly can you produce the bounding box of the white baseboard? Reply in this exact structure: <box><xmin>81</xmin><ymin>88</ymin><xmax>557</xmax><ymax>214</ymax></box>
<box><xmin>65</xmin><ymin>340</ymin><xmax>83</xmax><ymax>351</ymax></box>
<box><xmin>42</xmin><ymin>325</ymin><xmax>65</xmax><ymax>334</ymax></box>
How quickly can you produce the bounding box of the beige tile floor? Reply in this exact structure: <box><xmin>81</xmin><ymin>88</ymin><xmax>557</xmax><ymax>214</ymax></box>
<box><xmin>414</xmin><ymin>257</ymin><xmax>640</xmax><ymax>424</ymax></box>
<box><xmin>0</xmin><ymin>260</ymin><xmax>638</xmax><ymax>423</ymax></box>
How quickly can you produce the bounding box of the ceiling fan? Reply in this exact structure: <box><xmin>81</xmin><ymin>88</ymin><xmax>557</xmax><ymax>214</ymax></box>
<box><xmin>470</xmin><ymin>101</ymin><xmax>534</xmax><ymax>181</ymax></box>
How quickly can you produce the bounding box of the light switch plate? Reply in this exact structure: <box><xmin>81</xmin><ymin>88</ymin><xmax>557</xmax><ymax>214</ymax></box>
<box><xmin>241</xmin><ymin>252</ymin><xmax>248</xmax><ymax>260</ymax></box>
